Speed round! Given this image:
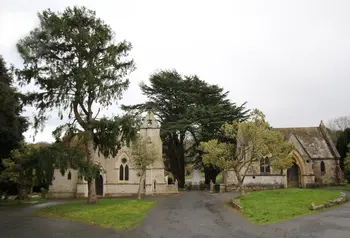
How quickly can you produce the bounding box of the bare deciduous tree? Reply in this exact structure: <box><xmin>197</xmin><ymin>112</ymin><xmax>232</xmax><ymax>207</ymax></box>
<box><xmin>131</xmin><ymin>136</ymin><xmax>158</xmax><ymax>199</ymax></box>
<box><xmin>327</xmin><ymin>116</ymin><xmax>350</xmax><ymax>131</ymax></box>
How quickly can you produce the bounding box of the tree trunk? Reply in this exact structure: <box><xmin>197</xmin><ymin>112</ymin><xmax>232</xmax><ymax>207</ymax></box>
<box><xmin>170</xmin><ymin>157</ymin><xmax>185</xmax><ymax>188</ymax></box>
<box><xmin>167</xmin><ymin>138</ymin><xmax>185</xmax><ymax>188</ymax></box>
<box><xmin>16</xmin><ymin>185</ymin><xmax>22</xmax><ymax>203</ymax></box>
<box><xmin>138</xmin><ymin>171</ymin><xmax>145</xmax><ymax>200</ymax></box>
<box><xmin>176</xmin><ymin>138</ymin><xmax>185</xmax><ymax>188</ymax></box>
<box><xmin>85</xmin><ymin>131</ymin><xmax>97</xmax><ymax>204</ymax></box>
<box><xmin>204</xmin><ymin>166</ymin><xmax>220</xmax><ymax>184</ymax></box>
<box><xmin>237</xmin><ymin>182</ymin><xmax>246</xmax><ymax>195</ymax></box>
<box><xmin>178</xmin><ymin>153</ymin><xmax>185</xmax><ymax>188</ymax></box>
<box><xmin>235</xmin><ymin>171</ymin><xmax>246</xmax><ymax>195</ymax></box>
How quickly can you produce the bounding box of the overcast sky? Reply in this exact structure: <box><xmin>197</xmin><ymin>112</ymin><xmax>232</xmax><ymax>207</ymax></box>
<box><xmin>1</xmin><ymin>0</ymin><xmax>350</xmax><ymax>143</ymax></box>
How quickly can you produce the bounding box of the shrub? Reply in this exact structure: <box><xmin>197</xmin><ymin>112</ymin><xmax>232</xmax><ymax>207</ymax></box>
<box><xmin>40</xmin><ymin>187</ymin><xmax>48</xmax><ymax>199</ymax></box>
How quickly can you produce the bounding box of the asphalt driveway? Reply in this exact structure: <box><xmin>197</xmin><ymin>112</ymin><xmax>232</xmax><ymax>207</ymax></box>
<box><xmin>0</xmin><ymin>191</ymin><xmax>349</xmax><ymax>238</ymax></box>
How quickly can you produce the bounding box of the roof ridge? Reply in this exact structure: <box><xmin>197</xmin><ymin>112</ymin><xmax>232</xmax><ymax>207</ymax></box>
<box><xmin>273</xmin><ymin>126</ymin><xmax>319</xmax><ymax>130</ymax></box>
<box><xmin>319</xmin><ymin>123</ymin><xmax>341</xmax><ymax>158</ymax></box>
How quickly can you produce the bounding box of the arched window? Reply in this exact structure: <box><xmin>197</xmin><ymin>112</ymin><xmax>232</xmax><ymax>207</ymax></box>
<box><xmin>260</xmin><ymin>157</ymin><xmax>270</xmax><ymax>174</ymax></box>
<box><xmin>321</xmin><ymin>161</ymin><xmax>326</xmax><ymax>176</ymax></box>
<box><xmin>119</xmin><ymin>164</ymin><xmax>124</xmax><ymax>181</ymax></box>
<box><xmin>143</xmin><ymin>179</ymin><xmax>146</xmax><ymax>190</ymax></box>
<box><xmin>125</xmin><ymin>165</ymin><xmax>129</xmax><ymax>181</ymax></box>
<box><xmin>153</xmin><ymin>180</ymin><xmax>157</xmax><ymax>191</ymax></box>
<box><xmin>67</xmin><ymin>171</ymin><xmax>72</xmax><ymax>180</ymax></box>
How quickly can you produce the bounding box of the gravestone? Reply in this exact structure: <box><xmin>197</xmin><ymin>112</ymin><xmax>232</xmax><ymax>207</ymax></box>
<box><xmin>192</xmin><ymin>169</ymin><xmax>201</xmax><ymax>186</ymax></box>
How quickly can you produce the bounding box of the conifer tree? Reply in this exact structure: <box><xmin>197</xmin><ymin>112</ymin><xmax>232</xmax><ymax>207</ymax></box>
<box><xmin>15</xmin><ymin>6</ymin><xmax>137</xmax><ymax>203</ymax></box>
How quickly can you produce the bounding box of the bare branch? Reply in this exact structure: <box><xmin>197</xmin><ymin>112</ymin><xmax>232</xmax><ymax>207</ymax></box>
<box><xmin>93</xmin><ymin>108</ymin><xmax>101</xmax><ymax>120</ymax></box>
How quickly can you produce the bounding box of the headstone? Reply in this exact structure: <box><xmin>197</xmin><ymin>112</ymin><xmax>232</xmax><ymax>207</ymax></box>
<box><xmin>209</xmin><ymin>180</ymin><xmax>214</xmax><ymax>193</ymax></box>
<box><xmin>192</xmin><ymin>169</ymin><xmax>201</xmax><ymax>186</ymax></box>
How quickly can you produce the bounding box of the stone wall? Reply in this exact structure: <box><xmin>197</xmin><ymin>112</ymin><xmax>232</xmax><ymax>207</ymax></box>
<box><xmin>223</xmin><ymin>169</ymin><xmax>286</xmax><ymax>192</ymax></box>
<box><xmin>76</xmin><ymin>182</ymin><xmax>88</xmax><ymax>198</ymax></box>
<box><xmin>157</xmin><ymin>183</ymin><xmax>179</xmax><ymax>194</ymax></box>
<box><xmin>225</xmin><ymin>174</ymin><xmax>285</xmax><ymax>192</ymax></box>
<box><xmin>303</xmin><ymin>175</ymin><xmax>316</xmax><ymax>188</ymax></box>
<box><xmin>226</xmin><ymin>170</ymin><xmax>286</xmax><ymax>186</ymax></box>
<box><xmin>312</xmin><ymin>159</ymin><xmax>340</xmax><ymax>184</ymax></box>
<box><xmin>225</xmin><ymin>183</ymin><xmax>284</xmax><ymax>192</ymax></box>
<box><xmin>75</xmin><ymin>181</ymin><xmax>178</xmax><ymax>198</ymax></box>
<box><xmin>48</xmin><ymin>169</ymin><xmax>78</xmax><ymax>198</ymax></box>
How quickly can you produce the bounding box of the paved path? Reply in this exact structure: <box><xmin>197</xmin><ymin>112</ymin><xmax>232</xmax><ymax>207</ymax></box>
<box><xmin>0</xmin><ymin>191</ymin><xmax>350</xmax><ymax>238</ymax></box>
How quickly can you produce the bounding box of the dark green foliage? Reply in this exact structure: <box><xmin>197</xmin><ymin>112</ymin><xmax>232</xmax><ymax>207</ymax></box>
<box><xmin>15</xmin><ymin>6</ymin><xmax>137</xmax><ymax>203</ymax></box>
<box><xmin>0</xmin><ymin>142</ymin><xmax>45</xmax><ymax>199</ymax></box>
<box><xmin>0</xmin><ymin>55</ymin><xmax>29</xmax><ymax>194</ymax></box>
<box><xmin>123</xmin><ymin>69</ymin><xmax>249</xmax><ymax>187</ymax></box>
<box><xmin>92</xmin><ymin>115</ymin><xmax>140</xmax><ymax>158</ymax></box>
<box><xmin>15</xmin><ymin>6</ymin><xmax>135</xmax><ymax>139</ymax></box>
<box><xmin>0</xmin><ymin>141</ymin><xmax>93</xmax><ymax>200</ymax></box>
<box><xmin>0</xmin><ymin>55</ymin><xmax>28</xmax><ymax>159</ymax></box>
<box><xmin>336</xmin><ymin>128</ymin><xmax>350</xmax><ymax>180</ymax></box>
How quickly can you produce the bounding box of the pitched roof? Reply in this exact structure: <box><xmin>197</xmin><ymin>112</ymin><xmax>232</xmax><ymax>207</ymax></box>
<box><xmin>274</xmin><ymin>121</ymin><xmax>340</xmax><ymax>159</ymax></box>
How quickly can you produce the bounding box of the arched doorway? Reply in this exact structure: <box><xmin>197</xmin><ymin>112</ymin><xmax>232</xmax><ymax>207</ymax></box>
<box><xmin>95</xmin><ymin>175</ymin><xmax>103</xmax><ymax>196</ymax></box>
<box><xmin>287</xmin><ymin>162</ymin><xmax>300</xmax><ymax>188</ymax></box>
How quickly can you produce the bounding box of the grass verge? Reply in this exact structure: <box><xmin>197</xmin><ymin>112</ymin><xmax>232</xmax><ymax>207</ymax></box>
<box><xmin>236</xmin><ymin>188</ymin><xmax>341</xmax><ymax>224</ymax></box>
<box><xmin>327</xmin><ymin>184</ymin><xmax>350</xmax><ymax>191</ymax></box>
<box><xmin>33</xmin><ymin>199</ymin><xmax>155</xmax><ymax>230</ymax></box>
<box><xmin>0</xmin><ymin>197</ymin><xmax>47</xmax><ymax>207</ymax></box>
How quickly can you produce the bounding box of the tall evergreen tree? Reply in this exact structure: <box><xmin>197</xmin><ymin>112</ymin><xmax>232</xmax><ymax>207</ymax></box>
<box><xmin>0</xmin><ymin>55</ymin><xmax>28</xmax><ymax>194</ymax></box>
<box><xmin>123</xmin><ymin>70</ymin><xmax>248</xmax><ymax>187</ymax></box>
<box><xmin>15</xmin><ymin>6</ymin><xmax>137</xmax><ymax>204</ymax></box>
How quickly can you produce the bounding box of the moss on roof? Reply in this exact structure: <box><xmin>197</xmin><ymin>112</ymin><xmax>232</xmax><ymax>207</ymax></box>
<box><xmin>274</xmin><ymin>127</ymin><xmax>335</xmax><ymax>159</ymax></box>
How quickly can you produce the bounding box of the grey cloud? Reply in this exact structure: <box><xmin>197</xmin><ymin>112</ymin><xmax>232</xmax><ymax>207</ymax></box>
<box><xmin>1</xmin><ymin>0</ymin><xmax>350</xmax><ymax>142</ymax></box>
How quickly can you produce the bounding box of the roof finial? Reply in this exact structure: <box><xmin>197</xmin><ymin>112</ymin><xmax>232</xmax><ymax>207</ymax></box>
<box><xmin>320</xmin><ymin>120</ymin><xmax>325</xmax><ymax>126</ymax></box>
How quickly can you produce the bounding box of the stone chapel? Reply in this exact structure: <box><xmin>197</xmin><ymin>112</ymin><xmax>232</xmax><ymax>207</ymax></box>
<box><xmin>48</xmin><ymin>111</ymin><xmax>178</xmax><ymax>198</ymax></box>
<box><xmin>224</xmin><ymin>121</ymin><xmax>343</xmax><ymax>189</ymax></box>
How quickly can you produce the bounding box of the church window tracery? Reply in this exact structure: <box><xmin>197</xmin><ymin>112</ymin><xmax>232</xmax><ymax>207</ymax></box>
<box><xmin>119</xmin><ymin>158</ymin><xmax>129</xmax><ymax>181</ymax></box>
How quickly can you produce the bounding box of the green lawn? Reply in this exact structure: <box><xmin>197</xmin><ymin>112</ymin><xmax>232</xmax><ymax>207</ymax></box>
<box><xmin>328</xmin><ymin>184</ymin><xmax>350</xmax><ymax>191</ymax></box>
<box><xmin>185</xmin><ymin>171</ymin><xmax>205</xmax><ymax>179</ymax></box>
<box><xmin>216</xmin><ymin>173</ymin><xmax>223</xmax><ymax>184</ymax></box>
<box><xmin>34</xmin><ymin>199</ymin><xmax>155</xmax><ymax>230</ymax></box>
<box><xmin>236</xmin><ymin>189</ymin><xmax>341</xmax><ymax>224</ymax></box>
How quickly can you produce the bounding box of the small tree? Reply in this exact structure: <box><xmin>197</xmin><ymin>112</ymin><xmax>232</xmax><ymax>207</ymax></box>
<box><xmin>131</xmin><ymin>136</ymin><xmax>158</xmax><ymax>199</ymax></box>
<box><xmin>0</xmin><ymin>140</ymin><xmax>87</xmax><ymax>201</ymax></box>
<box><xmin>199</xmin><ymin>109</ymin><xmax>293</xmax><ymax>194</ymax></box>
<box><xmin>0</xmin><ymin>142</ymin><xmax>36</xmax><ymax>201</ymax></box>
